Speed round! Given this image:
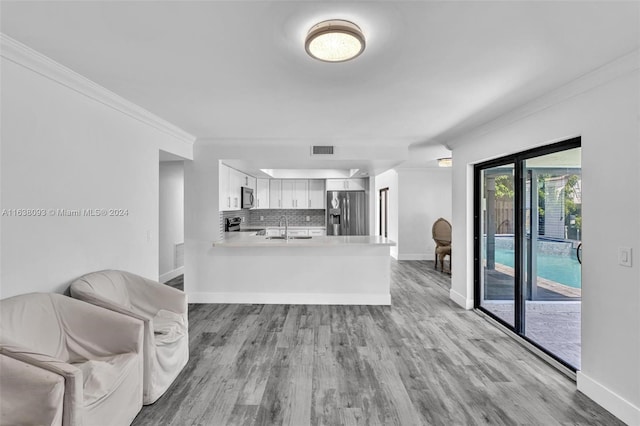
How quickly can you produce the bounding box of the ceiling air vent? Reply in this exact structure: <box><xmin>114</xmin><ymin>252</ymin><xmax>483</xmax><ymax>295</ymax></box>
<box><xmin>311</xmin><ymin>145</ymin><xmax>334</xmax><ymax>155</ymax></box>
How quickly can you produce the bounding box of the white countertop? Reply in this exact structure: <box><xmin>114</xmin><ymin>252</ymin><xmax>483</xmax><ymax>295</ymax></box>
<box><xmin>243</xmin><ymin>226</ymin><xmax>326</xmax><ymax>230</ymax></box>
<box><xmin>213</xmin><ymin>232</ymin><xmax>395</xmax><ymax>247</ymax></box>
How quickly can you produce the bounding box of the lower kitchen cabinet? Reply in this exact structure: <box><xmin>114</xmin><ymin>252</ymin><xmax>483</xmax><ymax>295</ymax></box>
<box><xmin>265</xmin><ymin>227</ymin><xmax>326</xmax><ymax>237</ymax></box>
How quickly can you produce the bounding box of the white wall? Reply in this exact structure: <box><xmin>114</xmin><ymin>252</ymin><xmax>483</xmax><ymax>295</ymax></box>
<box><xmin>374</xmin><ymin>169</ymin><xmax>399</xmax><ymax>258</ymax></box>
<box><xmin>1</xmin><ymin>48</ymin><xmax>193</xmax><ymax>298</ymax></box>
<box><xmin>448</xmin><ymin>58</ymin><xmax>639</xmax><ymax>424</ymax></box>
<box><xmin>159</xmin><ymin>161</ymin><xmax>184</xmax><ymax>282</ymax></box>
<box><xmin>396</xmin><ymin>168</ymin><xmax>452</xmax><ymax>260</ymax></box>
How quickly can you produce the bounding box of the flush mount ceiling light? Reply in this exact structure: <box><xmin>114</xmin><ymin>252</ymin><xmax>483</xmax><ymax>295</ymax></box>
<box><xmin>438</xmin><ymin>158</ymin><xmax>453</xmax><ymax>168</ymax></box>
<box><xmin>305</xmin><ymin>19</ymin><xmax>365</xmax><ymax>62</ymax></box>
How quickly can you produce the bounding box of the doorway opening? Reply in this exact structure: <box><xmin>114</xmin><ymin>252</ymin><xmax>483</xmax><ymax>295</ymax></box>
<box><xmin>379</xmin><ymin>188</ymin><xmax>389</xmax><ymax>237</ymax></box>
<box><xmin>475</xmin><ymin>138</ymin><xmax>582</xmax><ymax>370</ymax></box>
<box><xmin>159</xmin><ymin>150</ymin><xmax>185</xmax><ymax>286</ymax></box>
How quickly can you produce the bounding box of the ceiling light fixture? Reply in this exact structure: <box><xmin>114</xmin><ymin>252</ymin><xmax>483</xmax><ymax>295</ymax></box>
<box><xmin>305</xmin><ymin>19</ymin><xmax>365</xmax><ymax>62</ymax></box>
<box><xmin>438</xmin><ymin>158</ymin><xmax>453</xmax><ymax>168</ymax></box>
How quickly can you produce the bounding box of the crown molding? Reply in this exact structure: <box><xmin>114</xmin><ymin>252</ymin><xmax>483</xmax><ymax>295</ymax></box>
<box><xmin>1</xmin><ymin>33</ymin><xmax>196</xmax><ymax>146</ymax></box>
<box><xmin>446</xmin><ymin>49</ymin><xmax>640</xmax><ymax>150</ymax></box>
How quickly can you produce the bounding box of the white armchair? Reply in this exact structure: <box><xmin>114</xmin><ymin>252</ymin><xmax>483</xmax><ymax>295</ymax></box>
<box><xmin>1</xmin><ymin>353</ymin><xmax>65</xmax><ymax>425</ymax></box>
<box><xmin>70</xmin><ymin>270</ymin><xmax>189</xmax><ymax>405</ymax></box>
<box><xmin>0</xmin><ymin>293</ymin><xmax>144</xmax><ymax>426</ymax></box>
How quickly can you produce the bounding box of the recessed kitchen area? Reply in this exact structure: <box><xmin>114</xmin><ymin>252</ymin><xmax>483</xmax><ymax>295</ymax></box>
<box><xmin>203</xmin><ymin>158</ymin><xmax>395</xmax><ymax>305</ymax></box>
<box><xmin>218</xmin><ymin>161</ymin><xmax>369</xmax><ymax>238</ymax></box>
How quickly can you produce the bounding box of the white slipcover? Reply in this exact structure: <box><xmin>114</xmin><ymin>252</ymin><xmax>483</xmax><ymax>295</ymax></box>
<box><xmin>70</xmin><ymin>270</ymin><xmax>189</xmax><ymax>405</ymax></box>
<box><xmin>1</xmin><ymin>353</ymin><xmax>64</xmax><ymax>426</ymax></box>
<box><xmin>0</xmin><ymin>293</ymin><xmax>144</xmax><ymax>426</ymax></box>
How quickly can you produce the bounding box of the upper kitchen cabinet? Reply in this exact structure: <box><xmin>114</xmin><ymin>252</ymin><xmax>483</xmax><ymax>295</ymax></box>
<box><xmin>219</xmin><ymin>163</ymin><xmax>256</xmax><ymax>211</ymax></box>
<box><xmin>269</xmin><ymin>179</ymin><xmax>282</xmax><ymax>208</ymax></box>
<box><xmin>219</xmin><ymin>163</ymin><xmax>234</xmax><ymax>210</ymax></box>
<box><xmin>255</xmin><ymin>178</ymin><xmax>269</xmax><ymax>209</ymax></box>
<box><xmin>326</xmin><ymin>179</ymin><xmax>366</xmax><ymax>191</ymax></box>
<box><xmin>234</xmin><ymin>169</ymin><xmax>255</xmax><ymax>191</ymax></box>
<box><xmin>282</xmin><ymin>179</ymin><xmax>308</xmax><ymax>209</ymax></box>
<box><xmin>308</xmin><ymin>180</ymin><xmax>325</xmax><ymax>209</ymax></box>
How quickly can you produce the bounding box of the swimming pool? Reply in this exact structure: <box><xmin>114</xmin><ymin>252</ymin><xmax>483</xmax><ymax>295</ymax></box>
<box><xmin>493</xmin><ymin>248</ymin><xmax>582</xmax><ymax>288</ymax></box>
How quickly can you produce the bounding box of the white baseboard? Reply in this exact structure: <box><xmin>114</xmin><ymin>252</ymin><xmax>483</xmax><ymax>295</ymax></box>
<box><xmin>449</xmin><ymin>288</ymin><xmax>473</xmax><ymax>309</ymax></box>
<box><xmin>577</xmin><ymin>371</ymin><xmax>640</xmax><ymax>425</ymax></box>
<box><xmin>160</xmin><ymin>267</ymin><xmax>184</xmax><ymax>283</ymax></box>
<box><xmin>188</xmin><ymin>292</ymin><xmax>391</xmax><ymax>306</ymax></box>
<box><xmin>397</xmin><ymin>253</ymin><xmax>430</xmax><ymax>261</ymax></box>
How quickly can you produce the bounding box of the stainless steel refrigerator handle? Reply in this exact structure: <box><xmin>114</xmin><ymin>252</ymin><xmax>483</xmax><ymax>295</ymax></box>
<box><xmin>346</xmin><ymin>195</ymin><xmax>351</xmax><ymax>233</ymax></box>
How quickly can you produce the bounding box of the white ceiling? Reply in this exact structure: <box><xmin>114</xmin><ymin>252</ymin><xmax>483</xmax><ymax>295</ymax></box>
<box><xmin>1</xmin><ymin>1</ymin><xmax>638</xmax><ymax>171</ymax></box>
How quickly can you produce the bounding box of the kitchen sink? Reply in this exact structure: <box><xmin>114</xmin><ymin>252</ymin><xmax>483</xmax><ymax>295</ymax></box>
<box><xmin>265</xmin><ymin>236</ymin><xmax>312</xmax><ymax>240</ymax></box>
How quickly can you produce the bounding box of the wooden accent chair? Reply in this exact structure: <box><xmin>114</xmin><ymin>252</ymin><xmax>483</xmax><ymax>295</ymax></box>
<box><xmin>432</xmin><ymin>218</ymin><xmax>452</xmax><ymax>273</ymax></box>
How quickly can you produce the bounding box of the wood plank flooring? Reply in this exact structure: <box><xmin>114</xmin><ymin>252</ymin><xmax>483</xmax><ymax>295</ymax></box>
<box><xmin>135</xmin><ymin>260</ymin><xmax>621</xmax><ymax>425</ymax></box>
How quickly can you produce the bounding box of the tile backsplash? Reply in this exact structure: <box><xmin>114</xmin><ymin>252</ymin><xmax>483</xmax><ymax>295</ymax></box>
<box><xmin>250</xmin><ymin>209</ymin><xmax>325</xmax><ymax>227</ymax></box>
<box><xmin>220</xmin><ymin>209</ymin><xmax>326</xmax><ymax>234</ymax></box>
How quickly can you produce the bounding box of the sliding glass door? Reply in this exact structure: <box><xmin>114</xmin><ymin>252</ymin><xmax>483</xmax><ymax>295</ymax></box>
<box><xmin>475</xmin><ymin>139</ymin><xmax>582</xmax><ymax>370</ymax></box>
<box><xmin>479</xmin><ymin>164</ymin><xmax>516</xmax><ymax>327</ymax></box>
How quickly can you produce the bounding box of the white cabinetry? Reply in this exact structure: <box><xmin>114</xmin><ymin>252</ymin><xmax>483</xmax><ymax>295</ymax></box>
<box><xmin>326</xmin><ymin>179</ymin><xmax>365</xmax><ymax>191</ymax></box>
<box><xmin>269</xmin><ymin>179</ymin><xmax>282</xmax><ymax>208</ymax></box>
<box><xmin>219</xmin><ymin>163</ymin><xmax>256</xmax><ymax>211</ymax></box>
<box><xmin>282</xmin><ymin>179</ymin><xmax>308</xmax><ymax>209</ymax></box>
<box><xmin>246</xmin><ymin>175</ymin><xmax>256</xmax><ymax>191</ymax></box>
<box><xmin>219</xmin><ymin>163</ymin><xmax>230</xmax><ymax>210</ymax></box>
<box><xmin>265</xmin><ymin>227</ymin><xmax>325</xmax><ymax>237</ymax></box>
<box><xmin>230</xmin><ymin>168</ymin><xmax>243</xmax><ymax>209</ymax></box>
<box><xmin>308</xmin><ymin>180</ymin><xmax>325</xmax><ymax>209</ymax></box>
<box><xmin>255</xmin><ymin>179</ymin><xmax>269</xmax><ymax>209</ymax></box>
<box><xmin>236</xmin><ymin>170</ymin><xmax>255</xmax><ymax>191</ymax></box>
<box><xmin>219</xmin><ymin>164</ymin><xmax>240</xmax><ymax>210</ymax></box>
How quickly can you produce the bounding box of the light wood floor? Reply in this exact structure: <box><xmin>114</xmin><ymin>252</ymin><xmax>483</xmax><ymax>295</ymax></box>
<box><xmin>134</xmin><ymin>260</ymin><xmax>621</xmax><ymax>425</ymax></box>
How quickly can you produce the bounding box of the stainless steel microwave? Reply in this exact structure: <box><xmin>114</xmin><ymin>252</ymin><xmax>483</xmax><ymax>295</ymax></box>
<box><xmin>241</xmin><ymin>186</ymin><xmax>254</xmax><ymax>209</ymax></box>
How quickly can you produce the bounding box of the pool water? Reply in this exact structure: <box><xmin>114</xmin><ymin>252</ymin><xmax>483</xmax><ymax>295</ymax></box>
<box><xmin>493</xmin><ymin>248</ymin><xmax>581</xmax><ymax>288</ymax></box>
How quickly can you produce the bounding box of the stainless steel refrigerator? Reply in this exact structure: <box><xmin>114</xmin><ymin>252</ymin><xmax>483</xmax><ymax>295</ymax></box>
<box><xmin>326</xmin><ymin>191</ymin><xmax>367</xmax><ymax>235</ymax></box>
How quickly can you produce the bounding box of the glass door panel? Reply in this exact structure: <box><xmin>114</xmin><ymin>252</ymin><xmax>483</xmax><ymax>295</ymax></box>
<box><xmin>480</xmin><ymin>165</ymin><xmax>516</xmax><ymax>327</ymax></box>
<box><xmin>523</xmin><ymin>148</ymin><xmax>582</xmax><ymax>369</ymax></box>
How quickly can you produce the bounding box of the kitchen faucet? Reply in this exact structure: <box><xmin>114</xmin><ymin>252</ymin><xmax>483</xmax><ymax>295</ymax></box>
<box><xmin>278</xmin><ymin>216</ymin><xmax>289</xmax><ymax>240</ymax></box>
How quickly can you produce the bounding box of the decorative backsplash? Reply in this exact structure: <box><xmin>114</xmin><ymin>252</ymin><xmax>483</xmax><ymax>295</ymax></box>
<box><xmin>219</xmin><ymin>209</ymin><xmax>325</xmax><ymax>235</ymax></box>
<box><xmin>250</xmin><ymin>209</ymin><xmax>326</xmax><ymax>227</ymax></box>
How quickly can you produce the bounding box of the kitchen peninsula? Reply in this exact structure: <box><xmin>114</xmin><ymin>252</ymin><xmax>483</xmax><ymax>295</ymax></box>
<box><xmin>188</xmin><ymin>233</ymin><xmax>395</xmax><ymax>305</ymax></box>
